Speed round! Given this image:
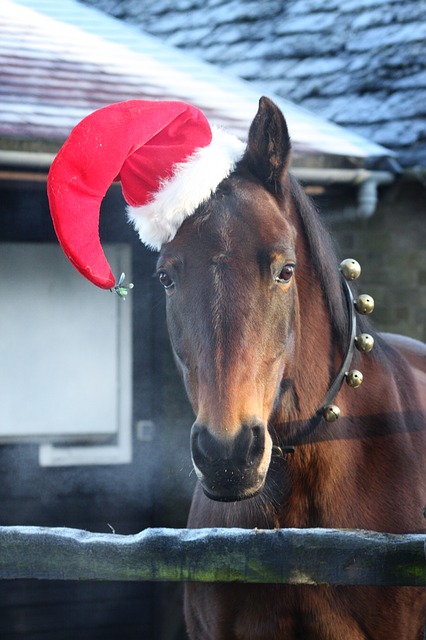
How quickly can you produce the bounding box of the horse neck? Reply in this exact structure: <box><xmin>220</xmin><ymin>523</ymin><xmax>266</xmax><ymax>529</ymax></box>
<box><xmin>267</xmin><ymin>220</ymin><xmax>424</xmax><ymax>529</ymax></box>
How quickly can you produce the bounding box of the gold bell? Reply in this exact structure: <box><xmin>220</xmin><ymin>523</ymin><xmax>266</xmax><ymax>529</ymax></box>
<box><xmin>355</xmin><ymin>333</ymin><xmax>374</xmax><ymax>353</ymax></box>
<box><xmin>354</xmin><ymin>294</ymin><xmax>375</xmax><ymax>315</ymax></box>
<box><xmin>323</xmin><ymin>404</ymin><xmax>341</xmax><ymax>422</ymax></box>
<box><xmin>340</xmin><ymin>258</ymin><xmax>361</xmax><ymax>281</ymax></box>
<box><xmin>345</xmin><ymin>369</ymin><xmax>363</xmax><ymax>388</ymax></box>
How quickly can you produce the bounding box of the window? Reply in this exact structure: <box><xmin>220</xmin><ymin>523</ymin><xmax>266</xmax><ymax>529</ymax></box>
<box><xmin>0</xmin><ymin>243</ymin><xmax>132</xmax><ymax>465</ymax></box>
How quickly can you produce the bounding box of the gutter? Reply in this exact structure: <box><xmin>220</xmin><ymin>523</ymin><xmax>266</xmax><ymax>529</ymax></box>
<box><xmin>0</xmin><ymin>150</ymin><xmax>56</xmax><ymax>169</ymax></box>
<box><xmin>0</xmin><ymin>150</ymin><xmax>395</xmax><ymax>218</ymax></box>
<box><xmin>292</xmin><ymin>168</ymin><xmax>395</xmax><ymax>218</ymax></box>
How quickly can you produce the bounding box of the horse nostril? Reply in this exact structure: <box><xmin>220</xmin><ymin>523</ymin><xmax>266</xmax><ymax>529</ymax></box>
<box><xmin>190</xmin><ymin>422</ymin><xmax>265</xmax><ymax>470</ymax></box>
<box><xmin>247</xmin><ymin>424</ymin><xmax>265</xmax><ymax>464</ymax></box>
<box><xmin>191</xmin><ymin>424</ymin><xmax>229</xmax><ymax>468</ymax></box>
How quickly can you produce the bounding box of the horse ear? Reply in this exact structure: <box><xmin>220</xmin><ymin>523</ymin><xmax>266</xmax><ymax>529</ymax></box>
<box><xmin>243</xmin><ymin>96</ymin><xmax>291</xmax><ymax>194</ymax></box>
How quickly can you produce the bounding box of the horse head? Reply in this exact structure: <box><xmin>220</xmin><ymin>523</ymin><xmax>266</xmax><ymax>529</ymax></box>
<box><xmin>157</xmin><ymin>99</ymin><xmax>297</xmax><ymax>500</ymax></box>
<box><xmin>47</xmin><ymin>96</ymin><xmax>342</xmax><ymax>503</ymax></box>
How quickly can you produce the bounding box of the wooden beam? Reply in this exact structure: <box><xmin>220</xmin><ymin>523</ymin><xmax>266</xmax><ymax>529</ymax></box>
<box><xmin>0</xmin><ymin>170</ymin><xmax>47</xmax><ymax>182</ymax></box>
<box><xmin>0</xmin><ymin>526</ymin><xmax>424</xmax><ymax>586</ymax></box>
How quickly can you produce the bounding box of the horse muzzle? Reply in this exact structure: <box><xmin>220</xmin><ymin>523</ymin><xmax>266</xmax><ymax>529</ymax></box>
<box><xmin>190</xmin><ymin>421</ymin><xmax>270</xmax><ymax>502</ymax></box>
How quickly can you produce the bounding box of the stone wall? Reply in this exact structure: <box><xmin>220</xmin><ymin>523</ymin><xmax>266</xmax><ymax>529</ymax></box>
<box><xmin>329</xmin><ymin>179</ymin><xmax>426</xmax><ymax>342</ymax></box>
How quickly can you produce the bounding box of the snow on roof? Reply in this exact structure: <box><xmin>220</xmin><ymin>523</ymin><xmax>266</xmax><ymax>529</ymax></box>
<box><xmin>1</xmin><ymin>0</ymin><xmax>393</xmax><ymax>165</ymax></box>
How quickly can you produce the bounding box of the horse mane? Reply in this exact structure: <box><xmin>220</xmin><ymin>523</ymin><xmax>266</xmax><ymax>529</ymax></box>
<box><xmin>287</xmin><ymin>173</ymin><xmax>350</xmax><ymax>347</ymax></box>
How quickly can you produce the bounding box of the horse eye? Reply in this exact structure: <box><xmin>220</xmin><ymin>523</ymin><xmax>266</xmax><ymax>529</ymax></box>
<box><xmin>158</xmin><ymin>271</ymin><xmax>174</xmax><ymax>290</ymax></box>
<box><xmin>275</xmin><ymin>264</ymin><xmax>295</xmax><ymax>284</ymax></box>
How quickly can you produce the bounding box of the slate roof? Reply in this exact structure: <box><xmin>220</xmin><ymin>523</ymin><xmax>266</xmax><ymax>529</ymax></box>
<box><xmin>78</xmin><ymin>0</ymin><xmax>426</xmax><ymax>169</ymax></box>
<box><xmin>1</xmin><ymin>0</ymin><xmax>393</xmax><ymax>171</ymax></box>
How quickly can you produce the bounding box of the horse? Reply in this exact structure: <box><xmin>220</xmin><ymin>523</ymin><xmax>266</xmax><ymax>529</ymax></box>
<box><xmin>47</xmin><ymin>94</ymin><xmax>426</xmax><ymax>639</ymax></box>
<box><xmin>154</xmin><ymin>98</ymin><xmax>426</xmax><ymax>639</ymax></box>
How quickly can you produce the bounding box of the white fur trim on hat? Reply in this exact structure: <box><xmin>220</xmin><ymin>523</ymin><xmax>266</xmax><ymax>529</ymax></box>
<box><xmin>126</xmin><ymin>127</ymin><xmax>245</xmax><ymax>250</ymax></box>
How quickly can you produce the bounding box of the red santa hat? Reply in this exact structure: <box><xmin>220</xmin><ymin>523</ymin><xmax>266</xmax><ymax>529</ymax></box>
<box><xmin>47</xmin><ymin>100</ymin><xmax>245</xmax><ymax>289</ymax></box>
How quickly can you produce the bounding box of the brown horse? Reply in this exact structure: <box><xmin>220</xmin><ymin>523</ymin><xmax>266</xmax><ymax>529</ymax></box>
<box><xmin>155</xmin><ymin>98</ymin><xmax>426</xmax><ymax>639</ymax></box>
<box><xmin>47</xmin><ymin>94</ymin><xmax>425</xmax><ymax>639</ymax></box>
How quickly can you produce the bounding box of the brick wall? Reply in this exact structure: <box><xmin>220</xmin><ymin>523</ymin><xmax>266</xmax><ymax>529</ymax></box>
<box><xmin>329</xmin><ymin>179</ymin><xmax>426</xmax><ymax>342</ymax></box>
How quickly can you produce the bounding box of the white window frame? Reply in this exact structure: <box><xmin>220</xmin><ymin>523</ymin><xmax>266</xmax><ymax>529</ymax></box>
<box><xmin>0</xmin><ymin>243</ymin><xmax>132</xmax><ymax>466</ymax></box>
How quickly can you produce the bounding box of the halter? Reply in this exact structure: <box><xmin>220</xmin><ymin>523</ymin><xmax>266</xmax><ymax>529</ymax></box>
<box><xmin>274</xmin><ymin>258</ymin><xmax>375</xmax><ymax>454</ymax></box>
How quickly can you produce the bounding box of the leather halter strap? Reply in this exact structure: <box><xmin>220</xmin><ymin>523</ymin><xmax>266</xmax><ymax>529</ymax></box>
<box><xmin>320</xmin><ymin>276</ymin><xmax>357</xmax><ymax>411</ymax></box>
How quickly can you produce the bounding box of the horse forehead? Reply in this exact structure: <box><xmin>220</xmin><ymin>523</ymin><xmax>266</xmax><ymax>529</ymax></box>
<box><xmin>165</xmin><ymin>180</ymin><xmax>294</xmax><ymax>270</ymax></box>
<box><xmin>204</xmin><ymin>183</ymin><xmax>292</xmax><ymax>253</ymax></box>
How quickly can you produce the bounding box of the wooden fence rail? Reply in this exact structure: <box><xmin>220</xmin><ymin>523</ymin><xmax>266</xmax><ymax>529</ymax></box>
<box><xmin>0</xmin><ymin>526</ymin><xmax>425</xmax><ymax>586</ymax></box>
